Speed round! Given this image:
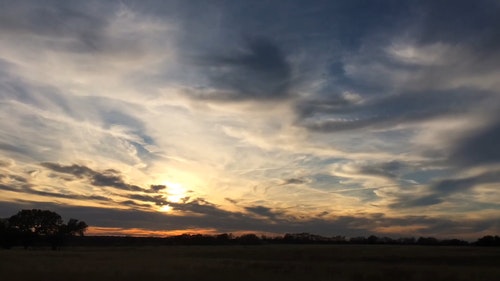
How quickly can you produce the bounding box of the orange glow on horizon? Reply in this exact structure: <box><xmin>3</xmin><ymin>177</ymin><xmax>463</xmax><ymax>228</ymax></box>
<box><xmin>86</xmin><ymin>226</ymin><xmax>220</xmax><ymax>237</ymax></box>
<box><xmin>373</xmin><ymin>225</ymin><xmax>428</xmax><ymax>234</ymax></box>
<box><xmin>86</xmin><ymin>226</ymin><xmax>284</xmax><ymax>238</ymax></box>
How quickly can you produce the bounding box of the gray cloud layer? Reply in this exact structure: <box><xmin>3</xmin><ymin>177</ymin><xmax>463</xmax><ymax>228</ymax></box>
<box><xmin>297</xmin><ymin>89</ymin><xmax>491</xmax><ymax>132</ymax></box>
<box><xmin>1</xmin><ymin>199</ymin><xmax>497</xmax><ymax>238</ymax></box>
<box><xmin>450</xmin><ymin>120</ymin><xmax>500</xmax><ymax>167</ymax></box>
<box><xmin>192</xmin><ymin>37</ymin><xmax>292</xmax><ymax>101</ymax></box>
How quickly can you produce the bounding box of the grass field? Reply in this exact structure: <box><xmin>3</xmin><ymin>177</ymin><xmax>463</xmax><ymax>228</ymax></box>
<box><xmin>1</xmin><ymin>245</ymin><xmax>499</xmax><ymax>281</ymax></box>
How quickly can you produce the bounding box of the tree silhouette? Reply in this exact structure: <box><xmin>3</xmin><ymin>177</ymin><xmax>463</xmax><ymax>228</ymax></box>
<box><xmin>64</xmin><ymin>218</ymin><xmax>89</xmax><ymax>237</ymax></box>
<box><xmin>6</xmin><ymin>209</ymin><xmax>88</xmax><ymax>249</ymax></box>
<box><xmin>237</xmin><ymin>233</ymin><xmax>261</xmax><ymax>245</ymax></box>
<box><xmin>476</xmin><ymin>235</ymin><xmax>500</xmax><ymax>246</ymax></box>
<box><xmin>0</xmin><ymin>218</ymin><xmax>17</xmax><ymax>249</ymax></box>
<box><xmin>9</xmin><ymin>209</ymin><xmax>62</xmax><ymax>236</ymax></box>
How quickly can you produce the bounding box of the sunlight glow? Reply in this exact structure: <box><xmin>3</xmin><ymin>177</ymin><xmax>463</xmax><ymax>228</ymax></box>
<box><xmin>164</xmin><ymin>181</ymin><xmax>186</xmax><ymax>203</ymax></box>
<box><xmin>159</xmin><ymin>204</ymin><xmax>173</xmax><ymax>212</ymax></box>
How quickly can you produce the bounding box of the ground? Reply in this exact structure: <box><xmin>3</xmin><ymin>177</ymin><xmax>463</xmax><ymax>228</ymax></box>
<box><xmin>1</xmin><ymin>245</ymin><xmax>499</xmax><ymax>281</ymax></box>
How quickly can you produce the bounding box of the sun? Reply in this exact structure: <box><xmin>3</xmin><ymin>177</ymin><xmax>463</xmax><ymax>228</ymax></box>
<box><xmin>156</xmin><ymin>181</ymin><xmax>188</xmax><ymax>213</ymax></box>
<box><xmin>164</xmin><ymin>181</ymin><xmax>187</xmax><ymax>203</ymax></box>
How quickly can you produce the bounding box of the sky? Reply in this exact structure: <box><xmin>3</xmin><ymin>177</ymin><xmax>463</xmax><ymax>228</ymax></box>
<box><xmin>1</xmin><ymin>0</ymin><xmax>499</xmax><ymax>239</ymax></box>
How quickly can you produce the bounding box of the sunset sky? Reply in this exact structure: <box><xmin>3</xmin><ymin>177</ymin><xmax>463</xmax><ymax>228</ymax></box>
<box><xmin>1</xmin><ymin>0</ymin><xmax>499</xmax><ymax>239</ymax></box>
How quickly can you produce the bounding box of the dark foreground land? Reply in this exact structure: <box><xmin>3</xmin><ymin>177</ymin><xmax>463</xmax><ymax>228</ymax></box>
<box><xmin>1</xmin><ymin>245</ymin><xmax>499</xmax><ymax>281</ymax></box>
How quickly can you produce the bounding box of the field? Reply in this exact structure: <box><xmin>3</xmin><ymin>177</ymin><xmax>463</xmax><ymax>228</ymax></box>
<box><xmin>1</xmin><ymin>245</ymin><xmax>499</xmax><ymax>281</ymax></box>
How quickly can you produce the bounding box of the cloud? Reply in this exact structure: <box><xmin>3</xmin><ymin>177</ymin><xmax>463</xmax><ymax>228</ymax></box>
<box><xmin>90</xmin><ymin>171</ymin><xmax>143</xmax><ymax>192</ymax></box>
<box><xmin>450</xmin><ymin>120</ymin><xmax>500</xmax><ymax>167</ymax></box>
<box><xmin>297</xmin><ymin>89</ymin><xmax>491</xmax><ymax>133</ymax></box>
<box><xmin>194</xmin><ymin>37</ymin><xmax>292</xmax><ymax>101</ymax></box>
<box><xmin>0</xmin><ymin>1</ymin><xmax>109</xmax><ymax>50</ymax></box>
<box><xmin>433</xmin><ymin>172</ymin><xmax>500</xmax><ymax>195</ymax></box>
<box><xmin>0</xmin><ymin>142</ymin><xmax>37</xmax><ymax>158</ymax></box>
<box><xmin>40</xmin><ymin>163</ymin><xmax>94</xmax><ymax>178</ymax></box>
<box><xmin>0</xmin><ymin>184</ymin><xmax>23</xmax><ymax>193</ymax></box>
<box><xmin>390</xmin><ymin>170</ymin><xmax>500</xmax><ymax>208</ymax></box>
<box><xmin>328</xmin><ymin>161</ymin><xmax>408</xmax><ymax>189</ymax></box>
<box><xmin>2</xmin><ymin>200</ymin><xmax>497</xmax><ymax>239</ymax></box>
<box><xmin>149</xmin><ymin>184</ymin><xmax>167</xmax><ymax>192</ymax></box>
<box><xmin>0</xmin><ymin>176</ymin><xmax>113</xmax><ymax>204</ymax></box>
<box><xmin>224</xmin><ymin>198</ymin><xmax>239</xmax><ymax>204</ymax></box>
<box><xmin>355</xmin><ymin>161</ymin><xmax>405</xmax><ymax>180</ymax></box>
<box><xmin>120</xmin><ymin>200</ymin><xmax>152</xmax><ymax>208</ymax></box>
<box><xmin>281</xmin><ymin>178</ymin><xmax>307</xmax><ymax>185</ymax></box>
<box><xmin>414</xmin><ymin>0</ymin><xmax>500</xmax><ymax>54</ymax></box>
<box><xmin>128</xmin><ymin>194</ymin><xmax>164</xmax><ymax>205</ymax></box>
<box><xmin>41</xmin><ymin>162</ymin><xmax>144</xmax><ymax>192</ymax></box>
<box><xmin>244</xmin><ymin>205</ymin><xmax>281</xmax><ymax>220</ymax></box>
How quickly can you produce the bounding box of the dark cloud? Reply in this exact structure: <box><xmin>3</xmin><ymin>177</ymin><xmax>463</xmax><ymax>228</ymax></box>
<box><xmin>99</xmin><ymin>107</ymin><xmax>155</xmax><ymax>146</ymax></box>
<box><xmin>295</xmin><ymin>95</ymin><xmax>360</xmax><ymax>119</ymax></box>
<box><xmin>281</xmin><ymin>178</ymin><xmax>307</xmax><ymax>185</ymax></box>
<box><xmin>415</xmin><ymin>0</ymin><xmax>500</xmax><ymax>53</ymax></box>
<box><xmin>168</xmin><ymin>198</ymin><xmax>231</xmax><ymax>217</ymax></box>
<box><xmin>32</xmin><ymin>189</ymin><xmax>112</xmax><ymax>203</ymax></box>
<box><xmin>225</xmin><ymin>198</ymin><xmax>239</xmax><ymax>205</ymax></box>
<box><xmin>149</xmin><ymin>184</ymin><xmax>166</xmax><ymax>192</ymax></box>
<box><xmin>450</xmin><ymin>120</ymin><xmax>500</xmax><ymax>167</ymax></box>
<box><xmin>0</xmin><ymin>165</ymin><xmax>159</xmax><ymax>208</ymax></box>
<box><xmin>0</xmin><ymin>184</ymin><xmax>21</xmax><ymax>193</ymax></box>
<box><xmin>0</xmin><ymin>1</ymin><xmax>154</xmax><ymax>56</ymax></box>
<box><xmin>391</xmin><ymin>171</ymin><xmax>500</xmax><ymax>208</ymax></box>
<box><xmin>3</xmin><ymin>174</ymin><xmax>29</xmax><ymax>183</ymax></box>
<box><xmin>390</xmin><ymin>195</ymin><xmax>443</xmax><ymax>209</ymax></box>
<box><xmin>356</xmin><ymin>161</ymin><xmax>405</xmax><ymax>179</ymax></box>
<box><xmin>128</xmin><ymin>194</ymin><xmax>164</xmax><ymax>205</ymax></box>
<box><xmin>90</xmin><ymin>171</ymin><xmax>143</xmax><ymax>192</ymax></box>
<box><xmin>0</xmin><ymin>1</ymin><xmax>111</xmax><ymax>53</ymax></box>
<box><xmin>120</xmin><ymin>200</ymin><xmax>152</xmax><ymax>208</ymax></box>
<box><xmin>0</xmin><ymin>178</ymin><xmax>112</xmax><ymax>203</ymax></box>
<box><xmin>196</xmin><ymin>37</ymin><xmax>292</xmax><ymax>101</ymax></box>
<box><xmin>297</xmin><ymin>89</ymin><xmax>491</xmax><ymax>132</ymax></box>
<box><xmin>0</xmin><ymin>163</ymin><xmax>163</xmax><ymax>208</ymax></box>
<box><xmin>41</xmin><ymin>163</ymin><xmax>94</xmax><ymax>178</ymax></box>
<box><xmin>0</xmin><ymin>142</ymin><xmax>36</xmax><ymax>157</ymax></box>
<box><xmin>244</xmin><ymin>205</ymin><xmax>280</xmax><ymax>220</ymax></box>
<box><xmin>317</xmin><ymin>211</ymin><xmax>329</xmax><ymax>217</ymax></box>
<box><xmin>433</xmin><ymin>172</ymin><xmax>500</xmax><ymax>195</ymax></box>
<box><xmin>41</xmin><ymin>162</ymin><xmax>144</xmax><ymax>192</ymax></box>
<box><xmin>0</xmin><ymin>173</ymin><xmax>32</xmax><ymax>193</ymax></box>
<box><xmin>389</xmin><ymin>117</ymin><xmax>500</xmax><ymax>208</ymax></box>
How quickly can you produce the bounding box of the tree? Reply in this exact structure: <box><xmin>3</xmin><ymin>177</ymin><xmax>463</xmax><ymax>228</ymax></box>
<box><xmin>64</xmin><ymin>219</ymin><xmax>88</xmax><ymax>237</ymax></box>
<box><xmin>0</xmin><ymin>218</ymin><xmax>17</xmax><ymax>249</ymax></box>
<box><xmin>9</xmin><ymin>209</ymin><xmax>63</xmax><ymax>236</ymax></box>
<box><xmin>7</xmin><ymin>209</ymin><xmax>88</xmax><ymax>249</ymax></box>
<box><xmin>476</xmin><ymin>235</ymin><xmax>500</xmax><ymax>246</ymax></box>
<box><xmin>237</xmin><ymin>233</ymin><xmax>261</xmax><ymax>245</ymax></box>
<box><xmin>417</xmin><ymin>236</ymin><xmax>439</xmax><ymax>245</ymax></box>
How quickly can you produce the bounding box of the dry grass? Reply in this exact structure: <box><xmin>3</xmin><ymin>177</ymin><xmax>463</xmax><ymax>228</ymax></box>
<box><xmin>1</xmin><ymin>245</ymin><xmax>499</xmax><ymax>281</ymax></box>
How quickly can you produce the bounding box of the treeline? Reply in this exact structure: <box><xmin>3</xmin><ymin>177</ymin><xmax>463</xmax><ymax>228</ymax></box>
<box><xmin>0</xmin><ymin>209</ymin><xmax>88</xmax><ymax>250</ymax></box>
<box><xmin>38</xmin><ymin>232</ymin><xmax>500</xmax><ymax>248</ymax></box>
<box><xmin>2</xmin><ymin>209</ymin><xmax>499</xmax><ymax>249</ymax></box>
